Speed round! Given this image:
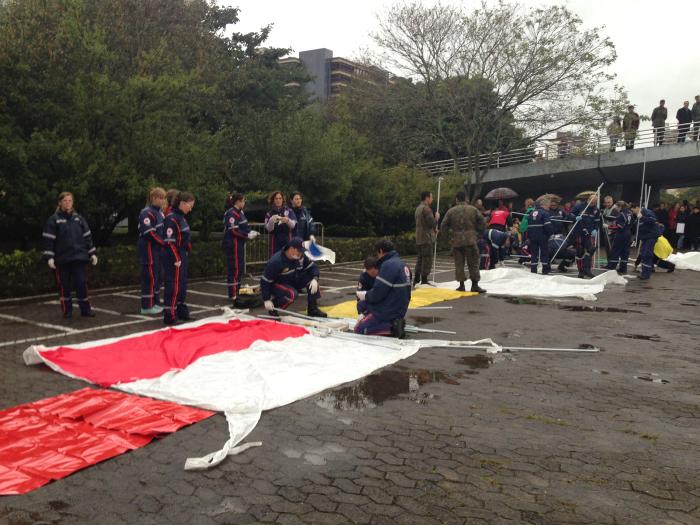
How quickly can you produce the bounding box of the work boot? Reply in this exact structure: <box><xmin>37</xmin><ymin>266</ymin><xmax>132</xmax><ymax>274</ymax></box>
<box><xmin>390</xmin><ymin>318</ymin><xmax>406</xmax><ymax>339</ymax></box>
<box><xmin>413</xmin><ymin>274</ymin><xmax>420</xmax><ymax>286</ymax></box>
<box><xmin>470</xmin><ymin>281</ymin><xmax>487</xmax><ymax>294</ymax></box>
<box><xmin>63</xmin><ymin>310</ymin><xmax>73</xmax><ymax>319</ymax></box>
<box><xmin>557</xmin><ymin>262</ymin><xmax>568</xmax><ymax>273</ymax></box>
<box><xmin>81</xmin><ymin>310</ymin><xmax>96</xmax><ymax>318</ymax></box>
<box><xmin>456</xmin><ymin>281</ymin><xmax>466</xmax><ymax>292</ymax></box>
<box><xmin>584</xmin><ymin>270</ymin><xmax>595</xmax><ymax>278</ymax></box>
<box><xmin>420</xmin><ymin>274</ymin><xmax>429</xmax><ymax>285</ymax></box>
<box><xmin>578</xmin><ymin>272</ymin><xmax>585</xmax><ymax>279</ymax></box>
<box><xmin>307</xmin><ymin>299</ymin><xmax>327</xmax><ymax>318</ymax></box>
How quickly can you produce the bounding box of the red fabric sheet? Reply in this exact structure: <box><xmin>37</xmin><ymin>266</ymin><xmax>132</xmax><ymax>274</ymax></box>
<box><xmin>38</xmin><ymin>319</ymin><xmax>308</xmax><ymax>387</ymax></box>
<box><xmin>0</xmin><ymin>388</ymin><xmax>213</xmax><ymax>495</ymax></box>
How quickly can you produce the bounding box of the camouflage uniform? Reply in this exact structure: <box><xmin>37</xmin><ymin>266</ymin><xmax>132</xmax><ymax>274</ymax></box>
<box><xmin>414</xmin><ymin>202</ymin><xmax>437</xmax><ymax>282</ymax></box>
<box><xmin>440</xmin><ymin>202</ymin><xmax>486</xmax><ymax>284</ymax></box>
<box><xmin>622</xmin><ymin>110</ymin><xmax>640</xmax><ymax>150</ymax></box>
<box><xmin>651</xmin><ymin>105</ymin><xmax>667</xmax><ymax>145</ymax></box>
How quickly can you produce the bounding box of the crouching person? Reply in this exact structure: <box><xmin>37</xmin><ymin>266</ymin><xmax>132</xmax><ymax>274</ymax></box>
<box><xmin>354</xmin><ymin>240</ymin><xmax>411</xmax><ymax>338</ymax></box>
<box><xmin>261</xmin><ymin>237</ymin><xmax>327</xmax><ymax>317</ymax></box>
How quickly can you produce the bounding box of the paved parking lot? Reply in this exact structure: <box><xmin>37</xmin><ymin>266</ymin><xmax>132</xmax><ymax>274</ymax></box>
<box><xmin>1</xmin><ymin>256</ymin><xmax>700</xmax><ymax>524</ymax></box>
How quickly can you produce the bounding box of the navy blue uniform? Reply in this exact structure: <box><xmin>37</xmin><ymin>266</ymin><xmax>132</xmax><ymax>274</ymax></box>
<box><xmin>569</xmin><ymin>201</ymin><xmax>601</xmax><ymax>276</ymax></box>
<box><xmin>223</xmin><ymin>206</ymin><xmax>251</xmax><ymax>299</ymax></box>
<box><xmin>549</xmin><ymin>207</ymin><xmax>567</xmax><ymax>235</ymax></box>
<box><xmin>356</xmin><ymin>271</ymin><xmax>376</xmax><ymax>315</ymax></box>
<box><xmin>265</xmin><ymin>206</ymin><xmax>297</xmax><ymax>256</ymax></box>
<box><xmin>292</xmin><ymin>206</ymin><xmax>316</xmax><ymax>241</ymax></box>
<box><xmin>606</xmin><ymin>209</ymin><xmax>632</xmax><ymax>274</ymax></box>
<box><xmin>355</xmin><ymin>251</ymin><xmax>411</xmax><ymax>336</ymax></box>
<box><xmin>636</xmin><ymin>209</ymin><xmax>658</xmax><ymax>279</ymax></box>
<box><xmin>162</xmin><ymin>209</ymin><xmax>192</xmax><ymax>323</ymax></box>
<box><xmin>478</xmin><ymin>229</ymin><xmax>510</xmax><ymax>269</ymax></box>
<box><xmin>548</xmin><ymin>235</ymin><xmax>575</xmax><ymax>263</ymax></box>
<box><xmin>526</xmin><ymin>206</ymin><xmax>553</xmax><ymax>274</ymax></box>
<box><xmin>42</xmin><ymin>210</ymin><xmax>96</xmax><ymax>316</ymax></box>
<box><xmin>137</xmin><ymin>205</ymin><xmax>165</xmax><ymax>309</ymax></box>
<box><xmin>260</xmin><ymin>250</ymin><xmax>320</xmax><ymax>309</ymax></box>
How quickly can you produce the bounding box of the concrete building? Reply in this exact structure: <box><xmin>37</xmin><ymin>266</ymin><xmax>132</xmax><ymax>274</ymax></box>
<box><xmin>280</xmin><ymin>48</ymin><xmax>393</xmax><ymax>102</ymax></box>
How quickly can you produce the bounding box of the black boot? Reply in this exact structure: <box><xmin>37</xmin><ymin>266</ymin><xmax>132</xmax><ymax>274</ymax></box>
<box><xmin>470</xmin><ymin>281</ymin><xmax>486</xmax><ymax>293</ymax></box>
<box><xmin>420</xmin><ymin>274</ymin><xmax>429</xmax><ymax>285</ymax></box>
<box><xmin>307</xmin><ymin>298</ymin><xmax>327</xmax><ymax>318</ymax></box>
<box><xmin>390</xmin><ymin>318</ymin><xmax>406</xmax><ymax>339</ymax></box>
<box><xmin>456</xmin><ymin>281</ymin><xmax>466</xmax><ymax>292</ymax></box>
<box><xmin>558</xmin><ymin>262</ymin><xmax>568</xmax><ymax>273</ymax></box>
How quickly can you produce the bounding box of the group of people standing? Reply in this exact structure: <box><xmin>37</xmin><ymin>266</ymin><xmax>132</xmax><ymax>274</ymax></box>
<box><xmin>608</xmin><ymin>97</ymin><xmax>700</xmax><ymax>150</ymax></box>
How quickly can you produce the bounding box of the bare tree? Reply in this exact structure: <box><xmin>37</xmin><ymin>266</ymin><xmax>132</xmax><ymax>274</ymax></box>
<box><xmin>372</xmin><ymin>1</ymin><xmax>625</xmax><ymax>197</ymax></box>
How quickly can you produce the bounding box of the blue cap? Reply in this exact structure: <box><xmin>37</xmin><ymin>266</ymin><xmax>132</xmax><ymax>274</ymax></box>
<box><xmin>286</xmin><ymin>237</ymin><xmax>304</xmax><ymax>250</ymax></box>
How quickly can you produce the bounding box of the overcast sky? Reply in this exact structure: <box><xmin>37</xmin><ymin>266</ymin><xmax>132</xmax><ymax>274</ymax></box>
<box><xmin>223</xmin><ymin>0</ymin><xmax>699</xmax><ymax>124</ymax></box>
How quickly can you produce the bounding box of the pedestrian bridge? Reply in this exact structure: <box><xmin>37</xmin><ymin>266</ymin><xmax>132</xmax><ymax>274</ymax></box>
<box><xmin>418</xmin><ymin>122</ymin><xmax>700</xmax><ymax>202</ymax></box>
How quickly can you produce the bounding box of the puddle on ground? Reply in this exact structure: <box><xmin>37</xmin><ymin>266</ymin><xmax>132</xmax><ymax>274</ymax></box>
<box><xmin>634</xmin><ymin>373</ymin><xmax>669</xmax><ymax>384</ymax></box>
<box><xmin>615</xmin><ymin>333</ymin><xmax>661</xmax><ymax>342</ymax></box>
<box><xmin>680</xmin><ymin>303</ymin><xmax>699</xmax><ymax>307</ymax></box>
<box><xmin>316</xmin><ymin>368</ymin><xmax>456</xmax><ymax>410</ymax></box>
<box><xmin>502</xmin><ymin>297</ymin><xmax>641</xmax><ymax>314</ymax></box>
<box><xmin>458</xmin><ymin>354</ymin><xmax>493</xmax><ymax>369</ymax></box>
<box><xmin>666</xmin><ymin>319</ymin><xmax>700</xmax><ymax>326</ymax></box>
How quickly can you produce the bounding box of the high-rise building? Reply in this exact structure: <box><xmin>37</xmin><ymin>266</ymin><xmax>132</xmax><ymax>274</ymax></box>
<box><xmin>280</xmin><ymin>48</ymin><xmax>393</xmax><ymax>102</ymax></box>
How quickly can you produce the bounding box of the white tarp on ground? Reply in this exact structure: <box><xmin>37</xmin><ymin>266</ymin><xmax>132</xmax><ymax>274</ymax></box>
<box><xmin>24</xmin><ymin>311</ymin><xmax>498</xmax><ymax>470</ymax></box>
<box><xmin>667</xmin><ymin>252</ymin><xmax>700</xmax><ymax>271</ymax></box>
<box><xmin>420</xmin><ymin>267</ymin><xmax>626</xmax><ymax>301</ymax></box>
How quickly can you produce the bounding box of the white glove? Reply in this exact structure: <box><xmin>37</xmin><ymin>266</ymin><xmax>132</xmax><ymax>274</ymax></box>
<box><xmin>356</xmin><ymin>290</ymin><xmax>367</xmax><ymax>301</ymax></box>
<box><xmin>90</xmin><ymin>255</ymin><xmax>98</xmax><ymax>266</ymax></box>
<box><xmin>309</xmin><ymin>235</ymin><xmax>316</xmax><ymax>243</ymax></box>
<box><xmin>435</xmin><ymin>211</ymin><xmax>440</xmax><ymax>222</ymax></box>
<box><xmin>264</xmin><ymin>300</ymin><xmax>274</xmax><ymax>312</ymax></box>
<box><xmin>48</xmin><ymin>258</ymin><xmax>56</xmax><ymax>270</ymax></box>
<box><xmin>637</xmin><ymin>212</ymin><xmax>642</xmax><ymax>218</ymax></box>
<box><xmin>309</xmin><ymin>279</ymin><xmax>319</xmax><ymax>294</ymax></box>
<box><xmin>174</xmin><ymin>260</ymin><xmax>182</xmax><ymax>267</ymax></box>
<box><xmin>248</xmin><ymin>231</ymin><xmax>259</xmax><ymax>240</ymax></box>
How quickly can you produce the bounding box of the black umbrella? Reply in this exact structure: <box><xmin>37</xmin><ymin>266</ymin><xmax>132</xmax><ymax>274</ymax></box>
<box><xmin>484</xmin><ymin>187</ymin><xmax>518</xmax><ymax>200</ymax></box>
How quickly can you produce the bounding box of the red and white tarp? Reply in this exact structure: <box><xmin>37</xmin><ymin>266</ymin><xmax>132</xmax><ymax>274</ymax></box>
<box><xmin>25</xmin><ymin>314</ymin><xmax>465</xmax><ymax>469</ymax></box>
<box><xmin>0</xmin><ymin>388</ymin><xmax>212</xmax><ymax>495</ymax></box>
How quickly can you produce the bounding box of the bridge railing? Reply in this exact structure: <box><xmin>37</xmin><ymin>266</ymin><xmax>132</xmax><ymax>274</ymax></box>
<box><xmin>417</xmin><ymin>120</ymin><xmax>700</xmax><ymax>176</ymax></box>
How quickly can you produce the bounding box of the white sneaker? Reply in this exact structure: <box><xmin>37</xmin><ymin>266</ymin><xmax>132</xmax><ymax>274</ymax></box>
<box><xmin>141</xmin><ymin>305</ymin><xmax>163</xmax><ymax>315</ymax></box>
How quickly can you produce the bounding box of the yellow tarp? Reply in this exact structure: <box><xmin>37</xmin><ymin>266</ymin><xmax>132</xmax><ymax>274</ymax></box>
<box><xmin>322</xmin><ymin>288</ymin><xmax>477</xmax><ymax>319</ymax></box>
<box><xmin>653</xmin><ymin>236</ymin><xmax>673</xmax><ymax>260</ymax></box>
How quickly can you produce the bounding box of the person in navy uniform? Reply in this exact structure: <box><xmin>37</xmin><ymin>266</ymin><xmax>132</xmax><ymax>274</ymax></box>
<box><xmin>605</xmin><ymin>201</ymin><xmax>633</xmax><ymax>274</ymax></box>
<box><xmin>290</xmin><ymin>192</ymin><xmax>316</xmax><ymax>241</ymax></box>
<box><xmin>137</xmin><ymin>187</ymin><xmax>166</xmax><ymax>315</ymax></box>
<box><xmin>354</xmin><ymin>240</ymin><xmax>411</xmax><ymax>338</ymax></box>
<box><xmin>260</xmin><ymin>237</ymin><xmax>327</xmax><ymax>317</ymax></box>
<box><xmin>356</xmin><ymin>256</ymin><xmax>379</xmax><ymax>316</ymax></box>
<box><xmin>265</xmin><ymin>191</ymin><xmax>297</xmax><ymax>256</ymax></box>
<box><xmin>569</xmin><ymin>194</ymin><xmax>601</xmax><ymax>278</ymax></box>
<box><xmin>632</xmin><ymin>204</ymin><xmax>659</xmax><ymax>280</ymax></box>
<box><xmin>42</xmin><ymin>192</ymin><xmax>97</xmax><ymax>318</ymax></box>
<box><xmin>526</xmin><ymin>197</ymin><xmax>553</xmax><ymax>274</ymax></box>
<box><xmin>162</xmin><ymin>191</ymin><xmax>195</xmax><ymax>325</ymax></box>
<box><xmin>223</xmin><ymin>192</ymin><xmax>259</xmax><ymax>305</ymax></box>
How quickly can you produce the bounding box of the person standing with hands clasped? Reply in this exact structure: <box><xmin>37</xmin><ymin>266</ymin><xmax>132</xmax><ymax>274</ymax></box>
<box><xmin>223</xmin><ymin>192</ymin><xmax>258</xmax><ymax>306</ymax></box>
<box><xmin>42</xmin><ymin>192</ymin><xmax>97</xmax><ymax>319</ymax></box>
<box><xmin>265</xmin><ymin>191</ymin><xmax>297</xmax><ymax>256</ymax></box>
<box><xmin>163</xmin><ymin>191</ymin><xmax>195</xmax><ymax>325</ymax></box>
<box><xmin>137</xmin><ymin>187</ymin><xmax>166</xmax><ymax>315</ymax></box>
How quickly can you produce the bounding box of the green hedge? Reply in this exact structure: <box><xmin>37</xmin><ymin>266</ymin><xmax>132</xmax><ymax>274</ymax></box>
<box><xmin>0</xmin><ymin>234</ymin><xmax>448</xmax><ymax>298</ymax></box>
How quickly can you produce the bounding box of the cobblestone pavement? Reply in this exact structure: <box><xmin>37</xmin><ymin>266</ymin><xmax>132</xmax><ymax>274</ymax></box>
<box><xmin>1</xmin><ymin>257</ymin><xmax>699</xmax><ymax>524</ymax></box>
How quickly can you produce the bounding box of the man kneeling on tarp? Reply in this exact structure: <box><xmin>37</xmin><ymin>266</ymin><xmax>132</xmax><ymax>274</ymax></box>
<box><xmin>261</xmin><ymin>237</ymin><xmax>327</xmax><ymax>318</ymax></box>
<box><xmin>355</xmin><ymin>240</ymin><xmax>411</xmax><ymax>338</ymax></box>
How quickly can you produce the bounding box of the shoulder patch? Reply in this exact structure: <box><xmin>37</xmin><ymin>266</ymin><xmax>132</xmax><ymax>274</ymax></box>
<box><xmin>166</xmin><ymin>227</ymin><xmax>174</xmax><ymax>237</ymax></box>
<box><xmin>143</xmin><ymin>217</ymin><xmax>151</xmax><ymax>226</ymax></box>
<box><xmin>229</xmin><ymin>217</ymin><xmax>235</xmax><ymax>224</ymax></box>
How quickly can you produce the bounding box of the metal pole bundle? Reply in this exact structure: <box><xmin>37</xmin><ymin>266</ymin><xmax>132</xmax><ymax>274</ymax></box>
<box><xmin>431</xmin><ymin>177</ymin><xmax>443</xmax><ymax>282</ymax></box>
<box><xmin>550</xmin><ymin>181</ymin><xmax>605</xmax><ymax>262</ymax></box>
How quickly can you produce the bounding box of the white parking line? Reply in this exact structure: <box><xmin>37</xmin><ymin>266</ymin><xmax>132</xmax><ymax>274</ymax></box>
<box><xmin>0</xmin><ymin>313</ymin><xmax>78</xmax><ymax>334</ymax></box>
<box><xmin>0</xmin><ymin>306</ymin><xmax>223</xmax><ymax>348</ymax></box>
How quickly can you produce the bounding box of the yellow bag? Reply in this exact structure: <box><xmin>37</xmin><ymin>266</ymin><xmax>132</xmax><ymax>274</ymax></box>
<box><xmin>653</xmin><ymin>236</ymin><xmax>673</xmax><ymax>260</ymax></box>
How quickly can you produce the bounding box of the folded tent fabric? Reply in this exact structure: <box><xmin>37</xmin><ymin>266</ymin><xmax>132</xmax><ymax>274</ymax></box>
<box><xmin>0</xmin><ymin>388</ymin><xmax>212</xmax><ymax>495</ymax></box>
<box><xmin>666</xmin><ymin>251</ymin><xmax>700</xmax><ymax>271</ymax></box>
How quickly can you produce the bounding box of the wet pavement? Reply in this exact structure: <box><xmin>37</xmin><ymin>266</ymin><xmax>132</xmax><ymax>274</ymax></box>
<box><xmin>1</xmin><ymin>256</ymin><xmax>700</xmax><ymax>524</ymax></box>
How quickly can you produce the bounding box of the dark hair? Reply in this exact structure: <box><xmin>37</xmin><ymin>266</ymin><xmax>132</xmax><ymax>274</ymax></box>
<box><xmin>268</xmin><ymin>190</ymin><xmax>285</xmax><ymax>207</ymax></box>
<box><xmin>455</xmin><ymin>191</ymin><xmax>467</xmax><ymax>203</ymax></box>
<box><xmin>375</xmin><ymin>239</ymin><xmax>394</xmax><ymax>254</ymax></box>
<box><xmin>290</xmin><ymin>191</ymin><xmax>302</xmax><ymax>200</ymax></box>
<box><xmin>225</xmin><ymin>192</ymin><xmax>244</xmax><ymax>209</ymax></box>
<box><xmin>166</xmin><ymin>189</ymin><xmax>180</xmax><ymax>208</ymax></box>
<box><xmin>420</xmin><ymin>191</ymin><xmax>432</xmax><ymax>201</ymax></box>
<box><xmin>173</xmin><ymin>191</ymin><xmax>195</xmax><ymax>208</ymax></box>
<box><xmin>364</xmin><ymin>256</ymin><xmax>378</xmax><ymax>269</ymax></box>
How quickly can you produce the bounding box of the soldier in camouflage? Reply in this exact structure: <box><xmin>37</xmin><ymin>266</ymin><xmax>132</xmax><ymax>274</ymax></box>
<box><xmin>414</xmin><ymin>191</ymin><xmax>439</xmax><ymax>285</ymax></box>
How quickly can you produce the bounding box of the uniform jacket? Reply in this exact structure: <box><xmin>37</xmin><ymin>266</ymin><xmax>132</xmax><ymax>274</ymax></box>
<box><xmin>292</xmin><ymin>206</ymin><xmax>315</xmax><ymax>241</ymax></box>
<box><xmin>692</xmin><ymin>102</ymin><xmax>700</xmax><ymax>122</ymax></box>
<box><xmin>223</xmin><ymin>206</ymin><xmax>250</xmax><ymax>245</ymax></box>
<box><xmin>623</xmin><ymin>111</ymin><xmax>640</xmax><ymax>132</ymax></box>
<box><xmin>42</xmin><ymin>210</ymin><xmax>96</xmax><ymax>264</ymax></box>
<box><xmin>651</xmin><ymin>106</ymin><xmax>667</xmax><ymax>127</ymax></box>
<box><xmin>357</xmin><ymin>271</ymin><xmax>375</xmax><ymax>292</ymax></box>
<box><xmin>414</xmin><ymin>202</ymin><xmax>437</xmax><ymax>245</ymax></box>
<box><xmin>569</xmin><ymin>202</ymin><xmax>601</xmax><ymax>235</ymax></box>
<box><xmin>685</xmin><ymin>212</ymin><xmax>700</xmax><ymax>241</ymax></box>
<box><xmin>549</xmin><ymin>207</ymin><xmax>567</xmax><ymax>235</ymax></box>
<box><xmin>485</xmin><ymin>228</ymin><xmax>509</xmax><ymax>248</ymax></box>
<box><xmin>525</xmin><ymin>206</ymin><xmax>553</xmax><ymax>241</ymax></box>
<box><xmin>163</xmin><ymin>209</ymin><xmax>191</xmax><ymax>261</ymax></box>
<box><xmin>440</xmin><ymin>203</ymin><xmax>486</xmax><ymax>247</ymax></box>
<box><xmin>611</xmin><ymin>209</ymin><xmax>633</xmax><ymax>234</ymax></box>
<box><xmin>489</xmin><ymin>209</ymin><xmax>509</xmax><ymax>228</ymax></box>
<box><xmin>260</xmin><ymin>250</ymin><xmax>319</xmax><ymax>300</ymax></box>
<box><xmin>365</xmin><ymin>251</ymin><xmax>411</xmax><ymax>322</ymax></box>
<box><xmin>636</xmin><ymin>209</ymin><xmax>658</xmax><ymax>240</ymax></box>
<box><xmin>265</xmin><ymin>206</ymin><xmax>297</xmax><ymax>249</ymax></box>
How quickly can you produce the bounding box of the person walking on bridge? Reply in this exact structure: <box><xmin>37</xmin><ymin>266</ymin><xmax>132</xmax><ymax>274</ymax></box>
<box><xmin>440</xmin><ymin>191</ymin><xmax>486</xmax><ymax>293</ymax></box>
<box><xmin>651</xmin><ymin>100</ymin><xmax>667</xmax><ymax>145</ymax></box>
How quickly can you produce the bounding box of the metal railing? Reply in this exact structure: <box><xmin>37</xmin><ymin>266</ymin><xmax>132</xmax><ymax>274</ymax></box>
<box><xmin>245</xmin><ymin>222</ymin><xmax>325</xmax><ymax>265</ymax></box>
<box><xmin>417</xmin><ymin>120</ymin><xmax>700</xmax><ymax>177</ymax></box>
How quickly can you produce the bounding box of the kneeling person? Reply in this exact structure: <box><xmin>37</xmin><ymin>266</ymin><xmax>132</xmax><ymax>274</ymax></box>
<box><xmin>356</xmin><ymin>256</ymin><xmax>379</xmax><ymax>316</ymax></box>
<box><xmin>261</xmin><ymin>237</ymin><xmax>327</xmax><ymax>317</ymax></box>
<box><xmin>354</xmin><ymin>240</ymin><xmax>411</xmax><ymax>338</ymax></box>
